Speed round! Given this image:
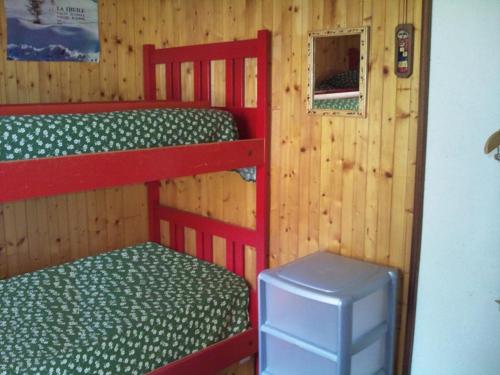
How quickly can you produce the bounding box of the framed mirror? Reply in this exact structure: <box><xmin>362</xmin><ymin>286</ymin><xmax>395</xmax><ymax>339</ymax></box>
<box><xmin>307</xmin><ymin>27</ymin><xmax>369</xmax><ymax>117</ymax></box>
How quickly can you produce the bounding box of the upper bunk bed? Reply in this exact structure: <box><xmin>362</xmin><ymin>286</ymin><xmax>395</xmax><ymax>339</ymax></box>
<box><xmin>0</xmin><ymin>30</ymin><xmax>270</xmax><ymax>204</ymax></box>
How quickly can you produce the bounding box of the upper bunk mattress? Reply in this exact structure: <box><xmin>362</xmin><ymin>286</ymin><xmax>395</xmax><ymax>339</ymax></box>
<box><xmin>0</xmin><ymin>242</ymin><xmax>249</xmax><ymax>375</ymax></box>
<box><xmin>0</xmin><ymin>108</ymin><xmax>238</xmax><ymax>161</ymax></box>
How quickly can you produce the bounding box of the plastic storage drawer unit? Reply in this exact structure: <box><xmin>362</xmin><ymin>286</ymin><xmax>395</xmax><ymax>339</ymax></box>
<box><xmin>258</xmin><ymin>251</ymin><xmax>398</xmax><ymax>375</ymax></box>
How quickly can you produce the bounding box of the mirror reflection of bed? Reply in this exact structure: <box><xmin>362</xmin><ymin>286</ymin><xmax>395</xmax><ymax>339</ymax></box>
<box><xmin>314</xmin><ymin>34</ymin><xmax>360</xmax><ymax>111</ymax></box>
<box><xmin>308</xmin><ymin>27</ymin><xmax>368</xmax><ymax>116</ymax></box>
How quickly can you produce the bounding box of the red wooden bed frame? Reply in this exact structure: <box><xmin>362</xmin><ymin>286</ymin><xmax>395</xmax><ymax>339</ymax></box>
<box><xmin>0</xmin><ymin>30</ymin><xmax>270</xmax><ymax>375</ymax></box>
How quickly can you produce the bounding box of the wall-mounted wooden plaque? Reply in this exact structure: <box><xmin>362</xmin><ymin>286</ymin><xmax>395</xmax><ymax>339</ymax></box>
<box><xmin>395</xmin><ymin>24</ymin><xmax>414</xmax><ymax>78</ymax></box>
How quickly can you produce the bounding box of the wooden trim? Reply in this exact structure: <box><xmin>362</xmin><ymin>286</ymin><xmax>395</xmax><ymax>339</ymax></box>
<box><xmin>151</xmin><ymin>39</ymin><xmax>260</xmax><ymax>63</ymax></box>
<box><xmin>403</xmin><ymin>0</ymin><xmax>433</xmax><ymax>373</ymax></box>
<box><xmin>158</xmin><ymin>205</ymin><xmax>258</xmax><ymax>248</ymax></box>
<box><xmin>306</xmin><ymin>26</ymin><xmax>369</xmax><ymax>117</ymax></box>
<box><xmin>147</xmin><ymin>328</ymin><xmax>258</xmax><ymax>375</ymax></box>
<box><xmin>165</xmin><ymin>63</ymin><xmax>174</xmax><ymax>100</ymax></box>
<box><xmin>0</xmin><ymin>100</ymin><xmax>207</xmax><ymax>115</ymax></box>
<box><xmin>234</xmin><ymin>58</ymin><xmax>245</xmax><ymax>108</ymax></box>
<box><xmin>225</xmin><ymin>58</ymin><xmax>235</xmax><ymax>107</ymax></box>
<box><xmin>172</xmin><ymin>62</ymin><xmax>182</xmax><ymax>101</ymax></box>
<box><xmin>254</xmin><ymin>29</ymin><xmax>271</xmax><ymax>283</ymax></box>
<box><xmin>0</xmin><ymin>139</ymin><xmax>264</xmax><ymax>203</ymax></box>
<box><xmin>143</xmin><ymin>45</ymin><xmax>157</xmax><ymax>100</ymax></box>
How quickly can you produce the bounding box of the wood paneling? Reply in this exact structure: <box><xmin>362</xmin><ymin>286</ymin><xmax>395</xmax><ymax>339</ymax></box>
<box><xmin>0</xmin><ymin>1</ymin><xmax>424</xmax><ymax>373</ymax></box>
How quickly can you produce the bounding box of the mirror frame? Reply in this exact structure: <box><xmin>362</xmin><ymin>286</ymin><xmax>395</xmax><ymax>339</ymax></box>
<box><xmin>307</xmin><ymin>26</ymin><xmax>369</xmax><ymax>117</ymax></box>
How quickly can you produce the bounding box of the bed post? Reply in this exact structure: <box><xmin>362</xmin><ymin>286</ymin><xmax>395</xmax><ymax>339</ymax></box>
<box><xmin>146</xmin><ymin>181</ymin><xmax>161</xmax><ymax>243</ymax></box>
<box><xmin>143</xmin><ymin>44</ymin><xmax>157</xmax><ymax>101</ymax></box>
<box><xmin>253</xmin><ymin>29</ymin><xmax>271</xmax><ymax>326</ymax></box>
<box><xmin>252</xmin><ymin>27</ymin><xmax>271</xmax><ymax>375</ymax></box>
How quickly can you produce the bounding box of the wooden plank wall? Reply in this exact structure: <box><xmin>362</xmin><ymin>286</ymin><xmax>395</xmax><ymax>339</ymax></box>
<box><xmin>0</xmin><ymin>1</ymin><xmax>423</xmax><ymax>373</ymax></box>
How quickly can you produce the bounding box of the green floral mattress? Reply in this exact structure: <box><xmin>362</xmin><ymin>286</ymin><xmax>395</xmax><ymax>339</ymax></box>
<box><xmin>0</xmin><ymin>108</ymin><xmax>256</xmax><ymax>181</ymax></box>
<box><xmin>313</xmin><ymin>97</ymin><xmax>359</xmax><ymax>111</ymax></box>
<box><xmin>0</xmin><ymin>242</ymin><xmax>249</xmax><ymax>375</ymax></box>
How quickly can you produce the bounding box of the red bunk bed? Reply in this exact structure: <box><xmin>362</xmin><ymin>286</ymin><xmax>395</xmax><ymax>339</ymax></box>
<box><xmin>0</xmin><ymin>30</ymin><xmax>270</xmax><ymax>375</ymax></box>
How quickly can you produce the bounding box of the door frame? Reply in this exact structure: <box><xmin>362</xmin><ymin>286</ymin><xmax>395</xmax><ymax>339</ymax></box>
<box><xmin>402</xmin><ymin>0</ymin><xmax>433</xmax><ymax>373</ymax></box>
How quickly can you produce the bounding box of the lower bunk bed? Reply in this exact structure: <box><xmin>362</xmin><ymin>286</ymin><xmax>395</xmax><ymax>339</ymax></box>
<box><xmin>0</xmin><ymin>242</ymin><xmax>249</xmax><ymax>375</ymax></box>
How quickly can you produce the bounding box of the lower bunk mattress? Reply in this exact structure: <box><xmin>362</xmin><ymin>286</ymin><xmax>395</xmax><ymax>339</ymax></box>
<box><xmin>0</xmin><ymin>242</ymin><xmax>249</xmax><ymax>375</ymax></box>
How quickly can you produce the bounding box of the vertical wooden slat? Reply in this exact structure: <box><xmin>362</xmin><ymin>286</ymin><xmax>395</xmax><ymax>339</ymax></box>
<box><xmin>47</xmin><ymin>197</ymin><xmax>61</xmax><ymax>265</ymax></box>
<box><xmin>155</xmin><ymin>66</ymin><xmax>167</xmax><ymax>102</ymax></box>
<box><xmin>143</xmin><ymin>44</ymin><xmax>156</xmax><ymax>100</ymax></box>
<box><xmin>196</xmin><ymin>230</ymin><xmax>205</xmax><ymax>259</ymax></box>
<box><xmin>201</xmin><ymin>60</ymin><xmax>211</xmax><ymax>102</ymax></box>
<box><xmin>365</xmin><ymin>0</ymin><xmax>386</xmax><ymax>261</ymax></box>
<box><xmin>86</xmin><ymin>190</ymin><xmax>107</xmax><ymax>255</ymax></box>
<box><xmin>123</xmin><ymin>184</ymin><xmax>147</xmax><ymax>246</ymax></box>
<box><xmin>146</xmin><ymin>181</ymin><xmax>161</xmax><ymax>243</ymax></box>
<box><xmin>67</xmin><ymin>192</ymin><xmax>90</xmax><ymax>261</ymax></box>
<box><xmin>206</xmin><ymin>174</ymin><xmax>225</xmax><ymax>267</ymax></box>
<box><xmin>55</xmin><ymin>196</ymin><xmax>70</xmax><ymax>265</ymax></box>
<box><xmin>3</xmin><ymin>203</ymin><xmax>19</xmax><ymax>277</ymax></box>
<box><xmin>105</xmin><ymin>188</ymin><xmax>124</xmax><ymax>250</ymax></box>
<box><xmin>244</xmin><ymin>58</ymin><xmax>257</xmax><ymax>108</ymax></box>
<box><xmin>277</xmin><ymin>4</ymin><xmax>300</xmax><ymax>265</ymax></box>
<box><xmin>376</xmin><ymin>0</ymin><xmax>399</xmax><ymax>266</ymax></box>
<box><xmin>233</xmin><ymin>58</ymin><xmax>245</xmax><ymax>107</ymax></box>
<box><xmin>116</xmin><ymin>1</ymin><xmax>136</xmax><ymax>101</ymax></box>
<box><xmin>169</xmin><ymin>222</ymin><xmax>177</xmax><ymax>249</ymax></box>
<box><xmin>225</xmin><ymin>58</ymin><xmax>234</xmax><ymax>107</ymax></box>
<box><xmin>296</xmin><ymin>2</ymin><xmax>311</xmax><ymax>260</ymax></box>
<box><xmin>100</xmin><ymin>0</ymin><xmax>118</xmax><ymax>100</ymax></box>
<box><xmin>204</xmin><ymin>233</ymin><xmax>214</xmax><ymax>262</ymax></box>
<box><xmin>13</xmin><ymin>202</ymin><xmax>29</xmax><ymax>275</ymax></box>
<box><xmin>194</xmin><ymin>60</ymin><xmax>202</xmax><ymax>100</ymax></box>
<box><xmin>226</xmin><ymin>239</ymin><xmax>235</xmax><ymax>272</ymax></box>
<box><xmin>34</xmin><ymin>198</ymin><xmax>50</xmax><ymax>268</ymax></box>
<box><xmin>194</xmin><ymin>60</ymin><xmax>212</xmax><ymax>102</ymax></box>
<box><xmin>210</xmin><ymin>60</ymin><xmax>225</xmax><ymax>106</ymax></box>
<box><xmin>25</xmin><ymin>199</ymin><xmax>40</xmax><ymax>273</ymax></box>
<box><xmin>255</xmin><ymin>29</ymin><xmax>271</xmax><ymax>279</ymax></box>
<box><xmin>234</xmin><ymin>242</ymin><xmax>245</xmax><ymax>278</ymax></box>
<box><xmin>351</xmin><ymin>0</ymin><xmax>371</xmax><ymax>260</ymax></box>
<box><xmin>181</xmin><ymin>62</ymin><xmax>194</xmax><ymax>101</ymax></box>
<box><xmin>172</xmin><ymin>61</ymin><xmax>182</xmax><ymax>100</ymax></box>
<box><xmin>176</xmin><ymin>225</ymin><xmax>185</xmax><ymax>252</ymax></box>
<box><xmin>165</xmin><ymin>62</ymin><xmax>174</xmax><ymax>100</ymax></box>
<box><xmin>132</xmin><ymin>0</ymin><xmax>147</xmax><ymax>100</ymax></box>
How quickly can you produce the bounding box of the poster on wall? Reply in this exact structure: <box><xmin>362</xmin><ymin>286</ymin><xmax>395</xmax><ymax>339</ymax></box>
<box><xmin>4</xmin><ymin>0</ymin><xmax>99</xmax><ymax>62</ymax></box>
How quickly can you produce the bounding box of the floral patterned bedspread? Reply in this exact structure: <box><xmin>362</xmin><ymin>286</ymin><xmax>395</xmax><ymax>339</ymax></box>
<box><xmin>0</xmin><ymin>242</ymin><xmax>249</xmax><ymax>375</ymax></box>
<box><xmin>0</xmin><ymin>108</ymin><xmax>256</xmax><ymax>181</ymax></box>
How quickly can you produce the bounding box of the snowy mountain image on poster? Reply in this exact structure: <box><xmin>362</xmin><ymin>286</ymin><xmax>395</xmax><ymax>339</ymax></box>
<box><xmin>5</xmin><ymin>0</ymin><xmax>99</xmax><ymax>62</ymax></box>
